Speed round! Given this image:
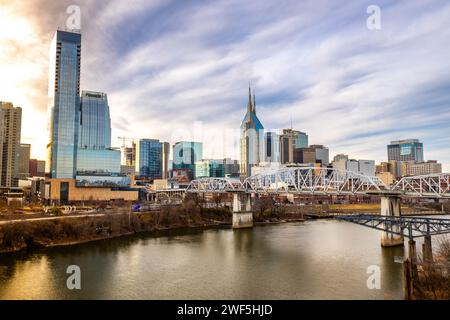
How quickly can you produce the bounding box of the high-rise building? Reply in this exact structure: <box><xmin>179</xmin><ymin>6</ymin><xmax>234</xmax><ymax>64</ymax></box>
<box><xmin>173</xmin><ymin>141</ymin><xmax>203</xmax><ymax>177</ymax></box>
<box><xmin>358</xmin><ymin>160</ymin><xmax>376</xmax><ymax>176</ymax></box>
<box><xmin>79</xmin><ymin>91</ymin><xmax>111</xmax><ymax>150</ymax></box>
<box><xmin>293</xmin><ymin>147</ymin><xmax>316</xmax><ymax>164</ymax></box>
<box><xmin>18</xmin><ymin>143</ymin><xmax>31</xmax><ymax>179</ymax></box>
<box><xmin>195</xmin><ymin>159</ymin><xmax>225</xmax><ymax>179</ymax></box>
<box><xmin>240</xmin><ymin>86</ymin><xmax>264</xmax><ymax>178</ymax></box>
<box><xmin>121</xmin><ymin>142</ymin><xmax>136</xmax><ymax>166</ymax></box>
<box><xmin>280</xmin><ymin>129</ymin><xmax>308</xmax><ymax>164</ymax></box>
<box><xmin>309</xmin><ymin>145</ymin><xmax>329</xmax><ymax>165</ymax></box>
<box><xmin>388</xmin><ymin>139</ymin><xmax>424</xmax><ymax>162</ymax></box>
<box><xmin>339</xmin><ymin>158</ymin><xmax>376</xmax><ymax>176</ymax></box>
<box><xmin>224</xmin><ymin>158</ymin><xmax>240</xmax><ymax>178</ymax></box>
<box><xmin>162</xmin><ymin>142</ymin><xmax>170</xmax><ymax>179</ymax></box>
<box><xmin>0</xmin><ymin>102</ymin><xmax>22</xmax><ymax>187</ymax></box>
<box><xmin>136</xmin><ymin>139</ymin><xmax>163</xmax><ymax>179</ymax></box>
<box><xmin>402</xmin><ymin>160</ymin><xmax>442</xmax><ymax>177</ymax></box>
<box><xmin>29</xmin><ymin>159</ymin><xmax>46</xmax><ymax>177</ymax></box>
<box><xmin>75</xmin><ymin>90</ymin><xmax>121</xmax><ymax>175</ymax></box>
<box><xmin>264</xmin><ymin>131</ymin><xmax>281</xmax><ymax>163</ymax></box>
<box><xmin>332</xmin><ymin>154</ymin><xmax>349</xmax><ymax>172</ymax></box>
<box><xmin>47</xmin><ymin>30</ymin><xmax>82</xmax><ymax>179</ymax></box>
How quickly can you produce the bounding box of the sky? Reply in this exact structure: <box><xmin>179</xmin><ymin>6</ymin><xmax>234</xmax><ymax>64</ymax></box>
<box><xmin>1</xmin><ymin>0</ymin><xmax>450</xmax><ymax>171</ymax></box>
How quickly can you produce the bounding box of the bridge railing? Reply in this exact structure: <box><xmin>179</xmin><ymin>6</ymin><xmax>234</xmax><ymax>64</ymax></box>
<box><xmin>184</xmin><ymin>170</ymin><xmax>450</xmax><ymax>198</ymax></box>
<box><xmin>186</xmin><ymin>168</ymin><xmax>388</xmax><ymax>195</ymax></box>
<box><xmin>243</xmin><ymin>167</ymin><xmax>388</xmax><ymax>195</ymax></box>
<box><xmin>392</xmin><ymin>173</ymin><xmax>450</xmax><ymax>198</ymax></box>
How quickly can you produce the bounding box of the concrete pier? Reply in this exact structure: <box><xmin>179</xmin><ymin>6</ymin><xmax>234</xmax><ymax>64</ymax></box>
<box><xmin>380</xmin><ymin>195</ymin><xmax>404</xmax><ymax>247</ymax></box>
<box><xmin>422</xmin><ymin>235</ymin><xmax>433</xmax><ymax>263</ymax></box>
<box><xmin>232</xmin><ymin>193</ymin><xmax>253</xmax><ymax>229</ymax></box>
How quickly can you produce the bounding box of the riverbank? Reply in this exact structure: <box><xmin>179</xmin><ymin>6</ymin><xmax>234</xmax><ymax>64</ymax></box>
<box><xmin>0</xmin><ymin>205</ymin><xmax>306</xmax><ymax>254</ymax></box>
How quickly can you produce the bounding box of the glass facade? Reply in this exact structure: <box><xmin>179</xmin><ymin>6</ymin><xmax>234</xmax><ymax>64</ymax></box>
<box><xmin>79</xmin><ymin>91</ymin><xmax>111</xmax><ymax>149</ymax></box>
<box><xmin>173</xmin><ymin>141</ymin><xmax>203</xmax><ymax>173</ymax></box>
<box><xmin>388</xmin><ymin>139</ymin><xmax>424</xmax><ymax>162</ymax></box>
<box><xmin>136</xmin><ymin>139</ymin><xmax>163</xmax><ymax>178</ymax></box>
<box><xmin>76</xmin><ymin>149</ymin><xmax>121</xmax><ymax>175</ymax></box>
<box><xmin>240</xmin><ymin>88</ymin><xmax>264</xmax><ymax>178</ymax></box>
<box><xmin>47</xmin><ymin>30</ymin><xmax>81</xmax><ymax>179</ymax></box>
<box><xmin>195</xmin><ymin>160</ymin><xmax>225</xmax><ymax>178</ymax></box>
<box><xmin>75</xmin><ymin>175</ymin><xmax>131</xmax><ymax>188</ymax></box>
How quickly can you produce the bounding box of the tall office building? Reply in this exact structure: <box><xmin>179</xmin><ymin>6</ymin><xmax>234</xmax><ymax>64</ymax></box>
<box><xmin>18</xmin><ymin>143</ymin><xmax>31</xmax><ymax>179</ymax></box>
<box><xmin>264</xmin><ymin>131</ymin><xmax>281</xmax><ymax>163</ymax></box>
<box><xmin>309</xmin><ymin>145</ymin><xmax>330</xmax><ymax>165</ymax></box>
<box><xmin>136</xmin><ymin>139</ymin><xmax>163</xmax><ymax>179</ymax></box>
<box><xmin>29</xmin><ymin>159</ymin><xmax>46</xmax><ymax>177</ymax></box>
<box><xmin>0</xmin><ymin>102</ymin><xmax>22</xmax><ymax>187</ymax></box>
<box><xmin>121</xmin><ymin>142</ymin><xmax>136</xmax><ymax>166</ymax></box>
<box><xmin>388</xmin><ymin>139</ymin><xmax>424</xmax><ymax>162</ymax></box>
<box><xmin>162</xmin><ymin>142</ymin><xmax>170</xmax><ymax>179</ymax></box>
<box><xmin>173</xmin><ymin>141</ymin><xmax>203</xmax><ymax>173</ymax></box>
<box><xmin>47</xmin><ymin>30</ymin><xmax>82</xmax><ymax>179</ymax></box>
<box><xmin>76</xmin><ymin>91</ymin><xmax>120</xmax><ymax>175</ymax></box>
<box><xmin>280</xmin><ymin>129</ymin><xmax>308</xmax><ymax>164</ymax></box>
<box><xmin>240</xmin><ymin>86</ymin><xmax>264</xmax><ymax>178</ymax></box>
<box><xmin>195</xmin><ymin>159</ymin><xmax>225</xmax><ymax>179</ymax></box>
<box><xmin>79</xmin><ymin>91</ymin><xmax>111</xmax><ymax>149</ymax></box>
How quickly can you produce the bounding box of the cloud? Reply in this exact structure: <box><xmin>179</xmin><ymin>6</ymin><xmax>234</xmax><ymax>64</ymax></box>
<box><xmin>1</xmin><ymin>0</ymin><xmax>450</xmax><ymax>170</ymax></box>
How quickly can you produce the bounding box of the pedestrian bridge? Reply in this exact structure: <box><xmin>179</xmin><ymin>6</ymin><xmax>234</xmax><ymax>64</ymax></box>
<box><xmin>185</xmin><ymin>168</ymin><xmax>450</xmax><ymax>233</ymax></box>
<box><xmin>186</xmin><ymin>168</ymin><xmax>450</xmax><ymax>198</ymax></box>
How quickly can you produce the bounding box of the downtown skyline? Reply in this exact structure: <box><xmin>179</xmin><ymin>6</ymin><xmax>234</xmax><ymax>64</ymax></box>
<box><xmin>1</xmin><ymin>0</ymin><xmax>450</xmax><ymax>170</ymax></box>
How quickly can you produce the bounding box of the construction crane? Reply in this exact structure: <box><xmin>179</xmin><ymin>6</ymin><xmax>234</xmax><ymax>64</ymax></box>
<box><xmin>117</xmin><ymin>136</ymin><xmax>138</xmax><ymax>148</ymax></box>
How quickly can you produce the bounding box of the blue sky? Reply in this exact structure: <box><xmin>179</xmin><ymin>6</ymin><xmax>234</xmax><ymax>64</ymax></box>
<box><xmin>1</xmin><ymin>0</ymin><xmax>450</xmax><ymax>169</ymax></box>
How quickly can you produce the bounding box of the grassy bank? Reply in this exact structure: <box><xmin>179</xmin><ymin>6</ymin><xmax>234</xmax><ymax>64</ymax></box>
<box><xmin>0</xmin><ymin>206</ymin><xmax>232</xmax><ymax>254</ymax></box>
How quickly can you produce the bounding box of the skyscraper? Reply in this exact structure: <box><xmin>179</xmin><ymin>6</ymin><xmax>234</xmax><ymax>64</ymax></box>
<box><xmin>79</xmin><ymin>91</ymin><xmax>111</xmax><ymax>150</ymax></box>
<box><xmin>136</xmin><ymin>139</ymin><xmax>163</xmax><ymax>179</ymax></box>
<box><xmin>387</xmin><ymin>139</ymin><xmax>424</xmax><ymax>162</ymax></box>
<box><xmin>240</xmin><ymin>86</ymin><xmax>264</xmax><ymax>178</ymax></box>
<box><xmin>280</xmin><ymin>129</ymin><xmax>309</xmax><ymax>164</ymax></box>
<box><xmin>0</xmin><ymin>102</ymin><xmax>22</xmax><ymax>187</ymax></box>
<box><xmin>47</xmin><ymin>30</ymin><xmax>82</xmax><ymax>179</ymax></box>
<box><xmin>264</xmin><ymin>131</ymin><xmax>281</xmax><ymax>163</ymax></box>
<box><xmin>18</xmin><ymin>143</ymin><xmax>31</xmax><ymax>179</ymax></box>
<box><xmin>76</xmin><ymin>91</ymin><xmax>121</xmax><ymax>175</ymax></box>
<box><xmin>162</xmin><ymin>142</ymin><xmax>170</xmax><ymax>179</ymax></box>
<box><xmin>173</xmin><ymin>141</ymin><xmax>203</xmax><ymax>173</ymax></box>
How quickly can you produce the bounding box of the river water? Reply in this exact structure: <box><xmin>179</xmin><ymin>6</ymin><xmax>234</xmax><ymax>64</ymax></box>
<box><xmin>0</xmin><ymin>219</ymin><xmax>410</xmax><ymax>300</ymax></box>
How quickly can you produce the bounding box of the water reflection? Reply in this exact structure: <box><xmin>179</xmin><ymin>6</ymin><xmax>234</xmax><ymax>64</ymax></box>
<box><xmin>0</xmin><ymin>221</ymin><xmax>410</xmax><ymax>300</ymax></box>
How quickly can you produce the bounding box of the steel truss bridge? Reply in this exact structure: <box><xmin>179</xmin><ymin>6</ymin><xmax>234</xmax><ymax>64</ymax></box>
<box><xmin>336</xmin><ymin>215</ymin><xmax>450</xmax><ymax>239</ymax></box>
<box><xmin>186</xmin><ymin>168</ymin><xmax>450</xmax><ymax>198</ymax></box>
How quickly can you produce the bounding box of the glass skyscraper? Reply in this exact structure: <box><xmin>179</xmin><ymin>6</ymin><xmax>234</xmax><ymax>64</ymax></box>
<box><xmin>79</xmin><ymin>91</ymin><xmax>111</xmax><ymax>150</ymax></box>
<box><xmin>240</xmin><ymin>87</ymin><xmax>264</xmax><ymax>178</ymax></box>
<box><xmin>47</xmin><ymin>30</ymin><xmax>81</xmax><ymax>179</ymax></box>
<box><xmin>136</xmin><ymin>139</ymin><xmax>163</xmax><ymax>178</ymax></box>
<box><xmin>388</xmin><ymin>139</ymin><xmax>424</xmax><ymax>162</ymax></box>
<box><xmin>173</xmin><ymin>141</ymin><xmax>203</xmax><ymax>174</ymax></box>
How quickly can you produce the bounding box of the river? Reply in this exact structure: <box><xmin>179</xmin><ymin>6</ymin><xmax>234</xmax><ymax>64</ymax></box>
<box><xmin>0</xmin><ymin>219</ymin><xmax>410</xmax><ymax>299</ymax></box>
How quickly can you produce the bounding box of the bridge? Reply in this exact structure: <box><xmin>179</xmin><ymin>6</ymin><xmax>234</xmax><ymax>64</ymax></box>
<box><xmin>185</xmin><ymin>168</ymin><xmax>450</xmax><ymax>244</ymax></box>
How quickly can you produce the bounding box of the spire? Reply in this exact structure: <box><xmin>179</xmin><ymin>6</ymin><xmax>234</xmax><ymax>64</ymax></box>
<box><xmin>247</xmin><ymin>83</ymin><xmax>252</xmax><ymax>115</ymax></box>
<box><xmin>252</xmin><ymin>89</ymin><xmax>256</xmax><ymax>113</ymax></box>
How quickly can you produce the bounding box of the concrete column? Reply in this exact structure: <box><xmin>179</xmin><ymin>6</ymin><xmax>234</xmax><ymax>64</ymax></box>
<box><xmin>380</xmin><ymin>196</ymin><xmax>404</xmax><ymax>247</ymax></box>
<box><xmin>422</xmin><ymin>235</ymin><xmax>433</xmax><ymax>263</ymax></box>
<box><xmin>245</xmin><ymin>194</ymin><xmax>252</xmax><ymax>212</ymax></box>
<box><xmin>232</xmin><ymin>193</ymin><xmax>253</xmax><ymax>229</ymax></box>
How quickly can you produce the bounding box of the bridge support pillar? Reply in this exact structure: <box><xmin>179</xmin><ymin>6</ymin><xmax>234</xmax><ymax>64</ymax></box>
<box><xmin>232</xmin><ymin>193</ymin><xmax>253</xmax><ymax>229</ymax></box>
<box><xmin>422</xmin><ymin>235</ymin><xmax>433</xmax><ymax>263</ymax></box>
<box><xmin>380</xmin><ymin>196</ymin><xmax>404</xmax><ymax>247</ymax></box>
